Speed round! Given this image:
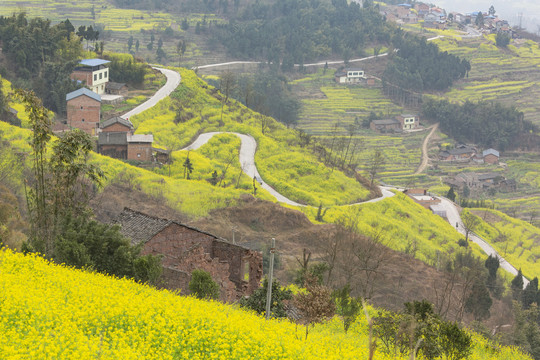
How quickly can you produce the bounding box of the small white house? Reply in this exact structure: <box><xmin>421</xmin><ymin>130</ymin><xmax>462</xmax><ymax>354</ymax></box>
<box><xmin>335</xmin><ymin>68</ymin><xmax>366</xmax><ymax>84</ymax></box>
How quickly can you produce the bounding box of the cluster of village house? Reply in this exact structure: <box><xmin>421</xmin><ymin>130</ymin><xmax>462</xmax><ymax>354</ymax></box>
<box><xmin>66</xmin><ymin>58</ymin><xmax>162</xmax><ymax>163</ymax></box>
<box><xmin>66</xmin><ymin>59</ymin><xmax>264</xmax><ymax>301</ymax></box>
<box><xmin>382</xmin><ymin>2</ymin><xmax>513</xmax><ymax>36</ymax></box>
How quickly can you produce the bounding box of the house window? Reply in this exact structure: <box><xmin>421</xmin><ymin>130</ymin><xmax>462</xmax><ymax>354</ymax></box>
<box><xmin>104</xmin><ymin>71</ymin><xmax>108</xmax><ymax>79</ymax></box>
<box><xmin>94</xmin><ymin>74</ymin><xmax>97</xmax><ymax>81</ymax></box>
<box><xmin>82</xmin><ymin>118</ymin><xmax>85</xmax><ymax>122</ymax></box>
<box><xmin>99</xmin><ymin>73</ymin><xmax>102</xmax><ymax>80</ymax></box>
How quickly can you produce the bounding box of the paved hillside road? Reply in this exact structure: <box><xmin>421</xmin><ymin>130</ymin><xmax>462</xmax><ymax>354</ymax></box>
<box><xmin>121</xmin><ymin>67</ymin><xmax>181</xmax><ymax>120</ymax></box>
<box><xmin>194</xmin><ymin>36</ymin><xmax>442</xmax><ymax>70</ymax></box>
<box><xmin>437</xmin><ymin>196</ymin><xmax>529</xmax><ymax>287</ymax></box>
<box><xmin>182</xmin><ymin>132</ymin><xmax>395</xmax><ymax>207</ymax></box>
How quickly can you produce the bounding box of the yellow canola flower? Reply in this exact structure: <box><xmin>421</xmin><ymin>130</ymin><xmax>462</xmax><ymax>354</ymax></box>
<box><xmin>0</xmin><ymin>250</ymin><xmax>532</xmax><ymax>360</ymax></box>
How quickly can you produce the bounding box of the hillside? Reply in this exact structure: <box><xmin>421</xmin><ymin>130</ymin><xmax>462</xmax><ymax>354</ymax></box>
<box><xmin>0</xmin><ymin>249</ymin><xmax>531</xmax><ymax>359</ymax></box>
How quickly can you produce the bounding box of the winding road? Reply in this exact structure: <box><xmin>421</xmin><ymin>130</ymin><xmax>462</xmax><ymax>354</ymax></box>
<box><xmin>128</xmin><ymin>64</ymin><xmax>527</xmax><ymax>287</ymax></box>
<box><xmin>182</xmin><ymin>131</ymin><xmax>395</xmax><ymax>207</ymax></box>
<box><xmin>121</xmin><ymin>67</ymin><xmax>181</xmax><ymax>120</ymax></box>
<box><xmin>193</xmin><ymin>36</ymin><xmax>443</xmax><ymax>71</ymax></box>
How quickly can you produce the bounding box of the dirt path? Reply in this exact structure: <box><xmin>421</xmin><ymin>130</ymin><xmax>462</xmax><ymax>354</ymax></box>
<box><xmin>414</xmin><ymin>123</ymin><xmax>439</xmax><ymax>175</ymax></box>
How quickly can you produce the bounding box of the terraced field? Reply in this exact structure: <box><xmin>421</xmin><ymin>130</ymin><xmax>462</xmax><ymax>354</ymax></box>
<box><xmin>433</xmin><ymin>36</ymin><xmax>540</xmax><ymax>126</ymax></box>
<box><xmin>292</xmin><ymin>70</ymin><xmax>401</xmax><ymax>135</ymax></box>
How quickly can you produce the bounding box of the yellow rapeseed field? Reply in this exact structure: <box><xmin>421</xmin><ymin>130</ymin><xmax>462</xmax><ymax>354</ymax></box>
<box><xmin>0</xmin><ymin>250</ymin><xmax>531</xmax><ymax>359</ymax></box>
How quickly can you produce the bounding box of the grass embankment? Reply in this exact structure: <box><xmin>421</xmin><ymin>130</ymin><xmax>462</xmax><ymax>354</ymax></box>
<box><xmin>0</xmin><ymin>249</ymin><xmax>531</xmax><ymax>360</ymax></box>
<box><xmin>469</xmin><ymin>208</ymin><xmax>540</xmax><ymax>279</ymax></box>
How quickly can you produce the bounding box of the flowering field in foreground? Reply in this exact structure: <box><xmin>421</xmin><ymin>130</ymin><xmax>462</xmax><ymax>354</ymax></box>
<box><xmin>0</xmin><ymin>250</ymin><xmax>531</xmax><ymax>359</ymax></box>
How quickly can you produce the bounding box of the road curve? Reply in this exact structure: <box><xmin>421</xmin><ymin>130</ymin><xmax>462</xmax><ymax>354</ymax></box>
<box><xmin>182</xmin><ymin>132</ymin><xmax>394</xmax><ymax>207</ymax></box>
<box><xmin>121</xmin><ymin>67</ymin><xmax>181</xmax><ymax>120</ymax></box>
<box><xmin>437</xmin><ymin>196</ymin><xmax>529</xmax><ymax>287</ymax></box>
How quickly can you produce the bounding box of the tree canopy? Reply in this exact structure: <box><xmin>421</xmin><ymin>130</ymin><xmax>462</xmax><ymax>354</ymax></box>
<box><xmin>422</xmin><ymin>98</ymin><xmax>534</xmax><ymax>150</ymax></box>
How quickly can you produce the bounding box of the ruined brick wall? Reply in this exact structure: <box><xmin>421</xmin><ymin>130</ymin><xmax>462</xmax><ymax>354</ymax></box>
<box><xmin>212</xmin><ymin>241</ymin><xmax>262</xmax><ymax>297</ymax></box>
<box><xmin>66</xmin><ymin>96</ymin><xmax>100</xmax><ymax>135</ymax></box>
<box><xmin>176</xmin><ymin>245</ymin><xmax>237</xmax><ymax>302</ymax></box>
<box><xmin>159</xmin><ymin>267</ymin><xmax>191</xmax><ymax>293</ymax></box>
<box><xmin>244</xmin><ymin>250</ymin><xmax>263</xmax><ymax>296</ymax></box>
<box><xmin>142</xmin><ymin>223</ymin><xmax>214</xmax><ymax>268</ymax></box>
<box><xmin>142</xmin><ymin>223</ymin><xmax>261</xmax><ymax>301</ymax></box>
<box><xmin>128</xmin><ymin>142</ymin><xmax>152</xmax><ymax>161</ymax></box>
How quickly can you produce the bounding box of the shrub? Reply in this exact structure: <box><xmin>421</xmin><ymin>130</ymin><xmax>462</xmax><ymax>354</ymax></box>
<box><xmin>188</xmin><ymin>269</ymin><xmax>220</xmax><ymax>300</ymax></box>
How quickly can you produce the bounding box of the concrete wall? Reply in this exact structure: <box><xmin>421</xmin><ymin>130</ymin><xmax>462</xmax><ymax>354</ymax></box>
<box><xmin>66</xmin><ymin>96</ymin><xmax>101</xmax><ymax>135</ymax></box>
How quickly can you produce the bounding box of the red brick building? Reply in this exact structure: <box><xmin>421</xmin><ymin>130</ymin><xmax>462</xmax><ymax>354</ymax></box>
<box><xmin>66</xmin><ymin>88</ymin><xmax>101</xmax><ymax>135</ymax></box>
<box><xmin>482</xmin><ymin>148</ymin><xmax>500</xmax><ymax>164</ymax></box>
<box><xmin>115</xmin><ymin>208</ymin><xmax>263</xmax><ymax>302</ymax></box>
<box><xmin>127</xmin><ymin>134</ymin><xmax>153</xmax><ymax>161</ymax></box>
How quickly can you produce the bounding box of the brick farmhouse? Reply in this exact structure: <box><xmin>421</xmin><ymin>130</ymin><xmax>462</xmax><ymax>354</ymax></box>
<box><xmin>115</xmin><ymin>208</ymin><xmax>263</xmax><ymax>302</ymax></box>
<box><xmin>65</xmin><ymin>88</ymin><xmax>101</xmax><ymax>135</ymax></box>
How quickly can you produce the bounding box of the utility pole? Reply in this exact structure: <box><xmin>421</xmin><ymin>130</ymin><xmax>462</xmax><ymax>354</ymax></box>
<box><xmin>265</xmin><ymin>238</ymin><xmax>276</xmax><ymax>320</ymax></box>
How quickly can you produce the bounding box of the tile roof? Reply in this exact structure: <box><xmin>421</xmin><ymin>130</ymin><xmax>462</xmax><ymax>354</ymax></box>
<box><xmin>100</xmin><ymin>116</ymin><xmax>134</xmax><ymax>130</ymax></box>
<box><xmin>114</xmin><ymin>208</ymin><xmax>251</xmax><ymax>249</ymax></box>
<box><xmin>115</xmin><ymin>208</ymin><xmax>172</xmax><ymax>246</ymax></box>
<box><xmin>127</xmin><ymin>134</ymin><xmax>154</xmax><ymax>143</ymax></box>
<box><xmin>482</xmin><ymin>148</ymin><xmax>500</xmax><ymax>158</ymax></box>
<box><xmin>66</xmin><ymin>88</ymin><xmax>101</xmax><ymax>102</ymax></box>
<box><xmin>106</xmin><ymin>82</ymin><xmax>127</xmax><ymax>91</ymax></box>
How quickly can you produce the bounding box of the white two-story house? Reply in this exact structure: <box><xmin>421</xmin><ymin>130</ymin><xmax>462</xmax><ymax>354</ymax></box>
<box><xmin>70</xmin><ymin>59</ymin><xmax>111</xmax><ymax>95</ymax></box>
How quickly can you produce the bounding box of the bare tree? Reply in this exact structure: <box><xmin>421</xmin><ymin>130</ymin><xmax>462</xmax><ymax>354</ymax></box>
<box><xmin>219</xmin><ymin>71</ymin><xmax>236</xmax><ymax>124</ymax></box>
<box><xmin>294</xmin><ymin>274</ymin><xmax>335</xmax><ymax>339</ymax></box>
<box><xmin>260</xmin><ymin>115</ymin><xmax>271</xmax><ymax>135</ymax></box>
<box><xmin>350</xmin><ymin>229</ymin><xmax>390</xmax><ymax>299</ymax></box>
<box><xmin>461</xmin><ymin>212</ymin><xmax>480</xmax><ymax>242</ymax></box>
<box><xmin>218</xmin><ymin>152</ymin><xmax>237</xmax><ymax>187</ymax></box>
<box><xmin>368</xmin><ymin>149</ymin><xmax>385</xmax><ymax>188</ymax></box>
